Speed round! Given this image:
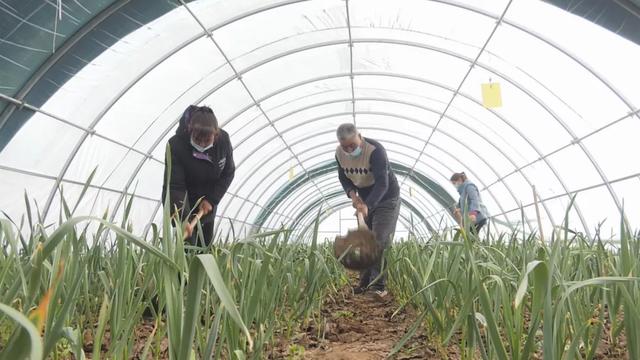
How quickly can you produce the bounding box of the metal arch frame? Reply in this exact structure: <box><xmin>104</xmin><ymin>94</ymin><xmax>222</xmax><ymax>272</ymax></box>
<box><xmin>7</xmin><ymin>0</ymin><xmax>634</xmax><ymax>135</ymax></box>
<box><xmin>144</xmin><ymin>55</ymin><xmax>593</xmax><ymax>235</ymax></box>
<box><xmin>83</xmin><ymin>38</ymin><xmax>635</xmax><ymax>235</ymax></box>
<box><xmin>299</xmin><ymin>203</ymin><xmax>433</xmax><ymax>241</ymax></box>
<box><xmin>15</xmin><ymin>0</ymin><xmax>640</xmax><ymax>134</ymax></box>
<box><xmin>6</xmin><ymin>63</ymin><xmax>600</xmax><ymax>235</ymax></box>
<box><xmin>33</xmin><ymin>9</ymin><xmax>632</xmax><ymax>235</ymax></box>
<box><xmin>254</xmin><ymin>153</ymin><xmax>453</xmax><ymax>230</ymax></box>
<box><xmin>244</xmin><ymin>140</ymin><xmax>457</xmax><ymax>229</ymax></box>
<box><xmin>230</xmin><ymin>111</ymin><xmax>532</xmax><ymax>231</ymax></box>
<box><xmin>303</xmin><ymin>202</ymin><xmax>430</xmax><ymax>239</ymax></box>
<box><xmin>431</xmin><ymin>0</ymin><xmax>639</xmax><ymax>121</ymax></box>
<box><xmin>242</xmin><ymin>132</ymin><xmax>512</xmax><ymax>231</ymax></box>
<box><xmin>272</xmin><ymin>186</ymin><xmax>424</xmax><ymax>230</ymax></box>
<box><xmin>493</xmin><ymin>170</ymin><xmax>640</xmax><ymax>218</ymax></box>
<box><xmin>344</xmin><ymin>0</ymin><xmax>356</xmax><ymax>125</ymax></box>
<box><xmin>72</xmin><ymin>27</ymin><xmax>631</xmax><ymax>235</ymax></box>
<box><xmin>259</xmin><ymin>152</ymin><xmax>478</xmax><ymax>233</ymax></box>
<box><xmin>225</xmin><ymin>120</ymin><xmax>511</xmax><ymax>227</ymax></box>
<box><xmin>0</xmin><ymin>151</ymin><xmax>289</xmax><ymax>229</ymax></box>
<box><xmin>0</xmin><ymin>93</ymin><xmax>166</xmax><ymax>165</ymax></box>
<box><xmin>0</xmin><ymin>0</ymin><xmax>311</xmax><ymax>131</ymax></box>
<box><xmin>296</xmin><ymin>194</ymin><xmax>434</xmax><ymax>240</ymax></box>
<box><xmin>400</xmin><ymin>0</ymin><xmax>512</xmax><ymax>215</ymax></box>
<box><xmin>139</xmin><ymin>194</ymin><xmax>284</xmax><ymax>240</ymax></box>
<box><xmin>289</xmin><ymin>186</ymin><xmax>450</xmax><ymax>238</ymax></box>
<box><xmin>0</xmin><ymin>163</ymin><xmax>159</xmax><ymax>202</ymax></box>
<box><xmin>0</xmin><ymin>0</ymin><xmax>133</xmax><ymax>129</ymax></box>
<box><xmin>262</xmin><ymin>171</ymin><xmax>444</xmax><ymax>234</ymax></box>
<box><xmin>226</xmin><ymin>95</ymin><xmax>558</xmax><ymax>225</ymax></box>
<box><xmin>294</xmin><ymin>198</ymin><xmax>432</xmax><ymax>242</ymax></box>
<box><xmin>178</xmin><ymin>0</ymin><xmax>333</xmax><ymax>215</ymax></box>
<box><xmin>264</xmin><ymin>161</ymin><xmax>459</xmax><ymax>233</ymax></box>
<box><xmin>143</xmin><ymin>165</ymin><xmax>640</xmax><ymax>240</ymax></box>
<box><xmin>251</xmin><ymin>127</ymin><xmax>514</xmax><ymax>232</ymax></box>
<box><xmin>220</xmin><ymin>82</ymin><xmax>524</xmax><ymax>169</ymax></box>
<box><xmin>227</xmin><ymin>84</ymin><xmax>525</xmax><ymax>164</ymax></box>
<box><xmin>224</xmin><ymin>111</ymin><xmax>528</xmax><ymax>232</ymax></box>
<box><xmin>207</xmin><ymin>193</ymin><xmax>295</xmax><ymax>228</ymax></box>
<box><xmin>196</xmin><ymin>118</ymin><xmax>473</xmax><ymax>227</ymax></box>
<box><xmin>38</xmin><ymin>0</ymin><xmax>315</xmax><ymax>220</ymax></box>
<box><xmin>266</xmin><ymin>175</ymin><xmax>449</xmax><ymax>235</ymax></box>
<box><xmin>296</xmin><ymin>202</ymin><xmax>432</xmax><ymax>243</ymax></box>
<box><xmin>289</xmin><ymin>192</ymin><xmax>432</xmax><ymax>241</ymax></box>
<box><xmin>254</xmin><ymin>146</ymin><xmax>455</xmax><ymax>227</ymax></box>
<box><xmin>140</xmin><ymin>139</ymin><xmax>624</xmax><ymax>236</ymax></box>
<box><xmin>59</xmin><ymin>34</ymin><xmax>612</xmax><ymax>234</ymax></box>
<box><xmin>479</xmin><ymin>169</ymin><xmax>640</xmax><ymax>236</ymax></box>
<box><xmin>201</xmin><ymin>69</ymin><xmax>632</xmax><ymax>236</ymax></box>
<box><xmin>11</xmin><ymin>0</ymin><xmax>633</xmax><ymax>232</ymax></box>
<box><xmin>26</xmin><ymin>55</ymin><xmax>584</xmax><ymax>236</ymax></box>
<box><xmin>210</xmin><ymin>68</ymin><xmax>591</xmax><ymax>233</ymax></box>
<box><xmin>216</xmin><ymin>192</ymin><xmax>295</xmax><ymax>222</ymax></box>
<box><xmin>225</xmin><ymin>95</ymin><xmax>503</xmax><ymax>186</ymax></box>
<box><xmin>262</xmin><ymin>174</ymin><xmax>438</xmax><ymax>231</ymax></box>
<box><xmin>229</xmin><ymin>128</ymin><xmax>510</xmax><ymax>231</ymax></box>
<box><xmin>246</xmin><ymin>181</ymin><xmax>436</xmax><ymax>238</ymax></box>
<box><xmin>349</xmin><ymin>39</ymin><xmax>615</xmax><ymax>237</ymax></box>
<box><xmin>480</xmin><ymin>108</ymin><xmax>640</xmax><ymax>190</ymax></box>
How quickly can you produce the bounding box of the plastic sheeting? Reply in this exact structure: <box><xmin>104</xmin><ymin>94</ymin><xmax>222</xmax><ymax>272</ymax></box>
<box><xmin>1</xmin><ymin>0</ymin><xmax>639</xmax><ymax>239</ymax></box>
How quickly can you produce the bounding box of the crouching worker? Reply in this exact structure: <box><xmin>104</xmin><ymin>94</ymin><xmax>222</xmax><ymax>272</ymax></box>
<box><xmin>451</xmin><ymin>172</ymin><xmax>488</xmax><ymax>235</ymax></box>
<box><xmin>162</xmin><ymin>105</ymin><xmax>235</xmax><ymax>248</ymax></box>
<box><xmin>335</xmin><ymin>123</ymin><xmax>401</xmax><ymax>298</ymax></box>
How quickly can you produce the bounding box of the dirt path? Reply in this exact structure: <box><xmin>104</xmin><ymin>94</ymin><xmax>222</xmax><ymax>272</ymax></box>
<box><xmin>271</xmin><ymin>284</ymin><xmax>435</xmax><ymax>359</ymax></box>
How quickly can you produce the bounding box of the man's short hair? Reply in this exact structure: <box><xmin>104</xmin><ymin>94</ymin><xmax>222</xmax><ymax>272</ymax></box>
<box><xmin>336</xmin><ymin>123</ymin><xmax>358</xmax><ymax>140</ymax></box>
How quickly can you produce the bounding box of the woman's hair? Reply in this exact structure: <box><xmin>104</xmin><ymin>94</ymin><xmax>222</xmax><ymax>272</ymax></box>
<box><xmin>189</xmin><ymin>106</ymin><xmax>219</xmax><ymax>143</ymax></box>
<box><xmin>450</xmin><ymin>172</ymin><xmax>467</xmax><ymax>182</ymax></box>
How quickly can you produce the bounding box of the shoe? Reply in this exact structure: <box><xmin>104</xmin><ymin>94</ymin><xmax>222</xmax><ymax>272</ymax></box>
<box><xmin>353</xmin><ymin>286</ymin><xmax>367</xmax><ymax>294</ymax></box>
<box><xmin>371</xmin><ymin>289</ymin><xmax>388</xmax><ymax>301</ymax></box>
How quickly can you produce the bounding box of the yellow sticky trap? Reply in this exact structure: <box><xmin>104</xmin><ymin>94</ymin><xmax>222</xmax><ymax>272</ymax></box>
<box><xmin>288</xmin><ymin>166</ymin><xmax>295</xmax><ymax>181</ymax></box>
<box><xmin>409</xmin><ymin>187</ymin><xmax>414</xmax><ymax>197</ymax></box>
<box><xmin>481</xmin><ymin>82</ymin><xmax>502</xmax><ymax>108</ymax></box>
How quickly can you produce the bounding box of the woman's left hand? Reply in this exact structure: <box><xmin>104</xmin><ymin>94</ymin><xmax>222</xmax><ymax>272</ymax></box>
<box><xmin>469</xmin><ymin>213</ymin><xmax>477</xmax><ymax>223</ymax></box>
<box><xmin>200</xmin><ymin>199</ymin><xmax>213</xmax><ymax>215</ymax></box>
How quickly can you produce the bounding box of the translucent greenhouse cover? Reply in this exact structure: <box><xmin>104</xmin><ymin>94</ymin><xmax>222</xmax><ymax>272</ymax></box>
<box><xmin>0</xmin><ymin>0</ymin><xmax>639</xmax><ymax>240</ymax></box>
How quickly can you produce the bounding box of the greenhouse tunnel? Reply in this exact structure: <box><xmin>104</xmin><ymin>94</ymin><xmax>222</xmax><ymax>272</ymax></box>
<box><xmin>1</xmin><ymin>0</ymin><xmax>639</xmax><ymax>241</ymax></box>
<box><xmin>4</xmin><ymin>0</ymin><xmax>640</xmax><ymax>359</ymax></box>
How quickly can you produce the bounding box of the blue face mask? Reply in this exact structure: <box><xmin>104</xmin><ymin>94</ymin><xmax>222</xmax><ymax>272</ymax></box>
<box><xmin>348</xmin><ymin>145</ymin><xmax>362</xmax><ymax>157</ymax></box>
<box><xmin>455</xmin><ymin>182</ymin><xmax>464</xmax><ymax>191</ymax></box>
<box><xmin>191</xmin><ymin>138</ymin><xmax>213</xmax><ymax>152</ymax></box>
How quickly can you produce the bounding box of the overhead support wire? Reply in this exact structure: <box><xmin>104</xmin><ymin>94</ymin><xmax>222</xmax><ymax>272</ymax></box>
<box><xmin>345</xmin><ymin>0</ymin><xmax>356</xmax><ymax>125</ymax></box>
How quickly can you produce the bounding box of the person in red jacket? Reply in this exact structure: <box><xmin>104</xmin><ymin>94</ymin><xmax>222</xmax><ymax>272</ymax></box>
<box><xmin>162</xmin><ymin>106</ymin><xmax>235</xmax><ymax>247</ymax></box>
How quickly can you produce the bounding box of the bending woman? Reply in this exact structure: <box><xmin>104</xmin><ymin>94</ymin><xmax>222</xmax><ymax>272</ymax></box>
<box><xmin>451</xmin><ymin>172</ymin><xmax>489</xmax><ymax>234</ymax></box>
<box><xmin>162</xmin><ymin>105</ymin><xmax>235</xmax><ymax>247</ymax></box>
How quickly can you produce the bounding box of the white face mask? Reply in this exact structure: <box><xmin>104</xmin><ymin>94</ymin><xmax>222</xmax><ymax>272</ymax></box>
<box><xmin>191</xmin><ymin>138</ymin><xmax>213</xmax><ymax>152</ymax></box>
<box><xmin>348</xmin><ymin>145</ymin><xmax>363</xmax><ymax>157</ymax></box>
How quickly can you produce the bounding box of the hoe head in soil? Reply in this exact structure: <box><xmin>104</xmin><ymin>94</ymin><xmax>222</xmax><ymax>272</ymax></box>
<box><xmin>333</xmin><ymin>212</ymin><xmax>381</xmax><ymax>270</ymax></box>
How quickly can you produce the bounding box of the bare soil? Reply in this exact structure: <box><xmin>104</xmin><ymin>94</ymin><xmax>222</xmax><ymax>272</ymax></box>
<box><xmin>75</xmin><ymin>282</ymin><xmax>630</xmax><ymax>359</ymax></box>
<box><xmin>269</xmin><ymin>284</ymin><xmax>440</xmax><ymax>359</ymax></box>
